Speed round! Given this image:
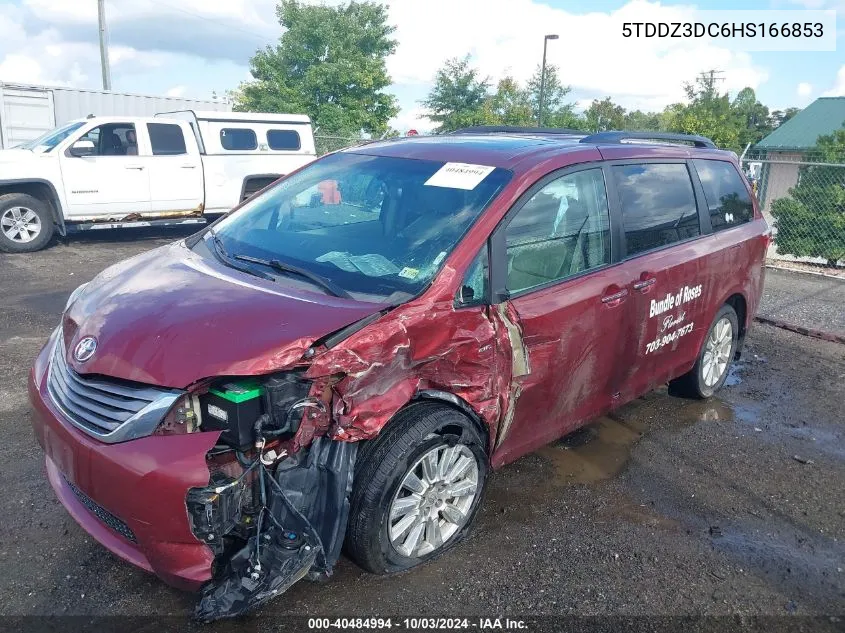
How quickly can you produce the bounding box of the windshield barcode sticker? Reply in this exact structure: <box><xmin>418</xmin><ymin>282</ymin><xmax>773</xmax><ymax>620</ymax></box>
<box><xmin>425</xmin><ymin>162</ymin><xmax>495</xmax><ymax>190</ymax></box>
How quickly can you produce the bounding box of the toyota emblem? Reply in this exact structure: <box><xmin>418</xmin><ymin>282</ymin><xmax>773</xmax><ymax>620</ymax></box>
<box><xmin>73</xmin><ymin>337</ymin><xmax>98</xmax><ymax>362</ymax></box>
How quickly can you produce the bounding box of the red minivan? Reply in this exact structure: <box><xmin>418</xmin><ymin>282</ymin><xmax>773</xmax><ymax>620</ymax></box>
<box><xmin>29</xmin><ymin>129</ymin><xmax>768</xmax><ymax>619</ymax></box>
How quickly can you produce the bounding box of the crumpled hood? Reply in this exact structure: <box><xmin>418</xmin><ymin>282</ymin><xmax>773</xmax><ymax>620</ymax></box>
<box><xmin>62</xmin><ymin>241</ymin><xmax>386</xmax><ymax>388</ymax></box>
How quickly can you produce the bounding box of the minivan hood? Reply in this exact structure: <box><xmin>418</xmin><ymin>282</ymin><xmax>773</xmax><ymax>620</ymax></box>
<box><xmin>62</xmin><ymin>241</ymin><xmax>386</xmax><ymax>388</ymax></box>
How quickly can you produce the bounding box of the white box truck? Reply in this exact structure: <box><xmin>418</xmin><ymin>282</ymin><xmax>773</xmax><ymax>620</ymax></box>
<box><xmin>0</xmin><ymin>110</ymin><xmax>317</xmax><ymax>252</ymax></box>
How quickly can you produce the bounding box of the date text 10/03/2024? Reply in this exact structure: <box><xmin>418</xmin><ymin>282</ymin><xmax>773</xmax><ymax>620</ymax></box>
<box><xmin>308</xmin><ymin>618</ymin><xmax>529</xmax><ymax>630</ymax></box>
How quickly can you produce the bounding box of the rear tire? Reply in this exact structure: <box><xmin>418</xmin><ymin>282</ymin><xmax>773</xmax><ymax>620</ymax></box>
<box><xmin>670</xmin><ymin>304</ymin><xmax>738</xmax><ymax>399</ymax></box>
<box><xmin>0</xmin><ymin>193</ymin><xmax>54</xmax><ymax>253</ymax></box>
<box><xmin>345</xmin><ymin>403</ymin><xmax>488</xmax><ymax>574</ymax></box>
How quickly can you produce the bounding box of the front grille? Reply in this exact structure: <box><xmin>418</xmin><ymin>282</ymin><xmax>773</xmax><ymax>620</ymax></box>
<box><xmin>64</xmin><ymin>475</ymin><xmax>137</xmax><ymax>543</ymax></box>
<box><xmin>47</xmin><ymin>339</ymin><xmax>183</xmax><ymax>443</ymax></box>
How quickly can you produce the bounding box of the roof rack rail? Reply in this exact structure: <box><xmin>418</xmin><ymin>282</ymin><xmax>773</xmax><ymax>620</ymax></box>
<box><xmin>450</xmin><ymin>125</ymin><xmax>585</xmax><ymax>136</ymax></box>
<box><xmin>579</xmin><ymin>131</ymin><xmax>716</xmax><ymax>149</ymax></box>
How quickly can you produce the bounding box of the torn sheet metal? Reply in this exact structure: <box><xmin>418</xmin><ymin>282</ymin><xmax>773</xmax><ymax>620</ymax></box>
<box><xmin>298</xmin><ymin>266</ymin><xmax>527</xmax><ymax>454</ymax></box>
<box><xmin>193</xmin><ymin>438</ymin><xmax>356</xmax><ymax>622</ymax></box>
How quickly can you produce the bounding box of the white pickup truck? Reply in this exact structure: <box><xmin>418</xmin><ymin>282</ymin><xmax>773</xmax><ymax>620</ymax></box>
<box><xmin>0</xmin><ymin>110</ymin><xmax>316</xmax><ymax>252</ymax></box>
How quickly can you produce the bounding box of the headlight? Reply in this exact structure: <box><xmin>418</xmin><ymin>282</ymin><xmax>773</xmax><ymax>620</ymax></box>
<box><xmin>64</xmin><ymin>283</ymin><xmax>88</xmax><ymax>311</ymax></box>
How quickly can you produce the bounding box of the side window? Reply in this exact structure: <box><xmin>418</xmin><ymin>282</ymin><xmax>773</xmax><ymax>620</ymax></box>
<box><xmin>613</xmin><ymin>163</ymin><xmax>700</xmax><ymax>257</ymax></box>
<box><xmin>76</xmin><ymin>124</ymin><xmax>136</xmax><ymax>156</ymax></box>
<box><xmin>505</xmin><ymin>168</ymin><xmax>611</xmax><ymax>295</ymax></box>
<box><xmin>457</xmin><ymin>248</ymin><xmax>488</xmax><ymax>306</ymax></box>
<box><xmin>147</xmin><ymin>123</ymin><xmax>187</xmax><ymax>156</ymax></box>
<box><xmin>693</xmin><ymin>159</ymin><xmax>754</xmax><ymax>231</ymax></box>
<box><xmin>220</xmin><ymin>128</ymin><xmax>257</xmax><ymax>151</ymax></box>
<box><xmin>267</xmin><ymin>129</ymin><xmax>301</xmax><ymax>151</ymax></box>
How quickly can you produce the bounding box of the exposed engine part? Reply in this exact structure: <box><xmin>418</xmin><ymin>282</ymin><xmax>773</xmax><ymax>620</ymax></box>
<box><xmin>192</xmin><ymin>437</ymin><xmax>357</xmax><ymax>622</ymax></box>
<box><xmin>186</xmin><ymin>469</ymin><xmax>253</xmax><ymax>556</ymax></box>
<box><xmin>262</xmin><ymin>371</ymin><xmax>312</xmax><ymax>435</ymax></box>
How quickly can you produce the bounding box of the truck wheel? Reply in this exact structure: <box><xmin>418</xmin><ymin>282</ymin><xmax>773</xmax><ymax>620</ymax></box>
<box><xmin>0</xmin><ymin>193</ymin><xmax>54</xmax><ymax>253</ymax></box>
<box><xmin>670</xmin><ymin>304</ymin><xmax>739</xmax><ymax>399</ymax></box>
<box><xmin>346</xmin><ymin>403</ymin><xmax>488</xmax><ymax>574</ymax></box>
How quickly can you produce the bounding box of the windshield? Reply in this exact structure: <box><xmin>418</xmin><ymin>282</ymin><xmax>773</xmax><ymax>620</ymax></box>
<box><xmin>19</xmin><ymin>121</ymin><xmax>86</xmax><ymax>153</ymax></box>
<box><xmin>206</xmin><ymin>152</ymin><xmax>511</xmax><ymax>301</ymax></box>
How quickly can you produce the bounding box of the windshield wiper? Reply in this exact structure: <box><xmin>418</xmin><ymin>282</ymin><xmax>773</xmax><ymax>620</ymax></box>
<box><xmin>207</xmin><ymin>231</ymin><xmax>274</xmax><ymax>281</ymax></box>
<box><xmin>233</xmin><ymin>254</ymin><xmax>352</xmax><ymax>299</ymax></box>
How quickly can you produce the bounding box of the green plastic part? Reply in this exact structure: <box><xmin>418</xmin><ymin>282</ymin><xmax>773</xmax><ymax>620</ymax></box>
<box><xmin>210</xmin><ymin>380</ymin><xmax>264</xmax><ymax>403</ymax></box>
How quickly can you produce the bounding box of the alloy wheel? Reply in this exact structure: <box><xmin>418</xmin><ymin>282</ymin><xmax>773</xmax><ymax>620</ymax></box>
<box><xmin>702</xmin><ymin>317</ymin><xmax>733</xmax><ymax>387</ymax></box>
<box><xmin>388</xmin><ymin>443</ymin><xmax>480</xmax><ymax>558</ymax></box>
<box><xmin>1</xmin><ymin>207</ymin><xmax>41</xmax><ymax>243</ymax></box>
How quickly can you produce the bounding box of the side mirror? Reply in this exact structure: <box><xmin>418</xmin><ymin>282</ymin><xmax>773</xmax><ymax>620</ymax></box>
<box><xmin>69</xmin><ymin>139</ymin><xmax>96</xmax><ymax>157</ymax></box>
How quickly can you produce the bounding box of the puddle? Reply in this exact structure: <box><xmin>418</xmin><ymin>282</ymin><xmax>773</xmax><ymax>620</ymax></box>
<box><xmin>684</xmin><ymin>399</ymin><xmax>762</xmax><ymax>425</ymax></box>
<box><xmin>535</xmin><ymin>416</ymin><xmax>646</xmax><ymax>485</ymax></box>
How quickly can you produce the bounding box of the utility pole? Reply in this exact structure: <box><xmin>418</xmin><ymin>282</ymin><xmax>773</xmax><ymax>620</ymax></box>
<box><xmin>98</xmin><ymin>0</ymin><xmax>112</xmax><ymax>91</ymax></box>
<box><xmin>537</xmin><ymin>34</ymin><xmax>558</xmax><ymax>127</ymax></box>
<box><xmin>698</xmin><ymin>69</ymin><xmax>724</xmax><ymax>100</ymax></box>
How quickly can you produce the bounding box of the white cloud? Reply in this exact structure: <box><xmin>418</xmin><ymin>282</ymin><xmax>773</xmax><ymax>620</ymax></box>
<box><xmin>797</xmin><ymin>82</ymin><xmax>813</xmax><ymax>97</ymax></box>
<box><xmin>822</xmin><ymin>65</ymin><xmax>845</xmax><ymax>96</ymax></box>
<box><xmin>390</xmin><ymin>106</ymin><xmax>432</xmax><ymax>133</ymax></box>
<box><xmin>386</xmin><ymin>0</ymin><xmax>768</xmax><ymax>112</ymax></box>
<box><xmin>166</xmin><ymin>85</ymin><xmax>187</xmax><ymax>97</ymax></box>
<box><xmin>2</xmin><ymin>0</ymin><xmax>772</xmax><ymax>119</ymax></box>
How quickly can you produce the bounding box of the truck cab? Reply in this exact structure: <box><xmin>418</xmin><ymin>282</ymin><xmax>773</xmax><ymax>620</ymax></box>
<box><xmin>0</xmin><ymin>111</ymin><xmax>316</xmax><ymax>253</ymax></box>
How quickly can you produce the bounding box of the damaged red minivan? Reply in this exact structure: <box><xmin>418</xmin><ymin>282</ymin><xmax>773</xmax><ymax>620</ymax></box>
<box><xmin>29</xmin><ymin>128</ymin><xmax>768</xmax><ymax>619</ymax></box>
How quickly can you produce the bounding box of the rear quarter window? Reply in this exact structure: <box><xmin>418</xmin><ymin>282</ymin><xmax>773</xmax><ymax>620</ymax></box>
<box><xmin>613</xmin><ymin>163</ymin><xmax>700</xmax><ymax>257</ymax></box>
<box><xmin>693</xmin><ymin>159</ymin><xmax>754</xmax><ymax>231</ymax></box>
<box><xmin>267</xmin><ymin>129</ymin><xmax>301</xmax><ymax>151</ymax></box>
<box><xmin>220</xmin><ymin>128</ymin><xmax>258</xmax><ymax>151</ymax></box>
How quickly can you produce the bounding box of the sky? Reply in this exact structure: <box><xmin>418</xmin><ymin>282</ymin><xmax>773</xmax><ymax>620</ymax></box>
<box><xmin>0</xmin><ymin>0</ymin><xmax>843</xmax><ymax>133</ymax></box>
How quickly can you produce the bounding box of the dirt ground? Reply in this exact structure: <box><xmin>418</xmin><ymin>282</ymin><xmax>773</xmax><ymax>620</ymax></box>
<box><xmin>0</xmin><ymin>230</ymin><xmax>843</xmax><ymax>629</ymax></box>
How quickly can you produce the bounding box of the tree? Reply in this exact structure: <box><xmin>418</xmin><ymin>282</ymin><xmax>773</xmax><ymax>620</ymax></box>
<box><xmin>664</xmin><ymin>75</ymin><xmax>742</xmax><ymax>151</ymax></box>
<box><xmin>487</xmin><ymin>77</ymin><xmax>533</xmax><ymax>125</ymax></box>
<box><xmin>584</xmin><ymin>97</ymin><xmax>626</xmax><ymax>132</ymax></box>
<box><xmin>770</xmin><ymin>126</ymin><xmax>845</xmax><ymax>267</ymax></box>
<box><xmin>623</xmin><ymin>110</ymin><xmax>662</xmax><ymax>131</ymax></box>
<box><xmin>732</xmin><ymin>87</ymin><xmax>771</xmax><ymax>149</ymax></box>
<box><xmin>421</xmin><ymin>56</ymin><xmax>493</xmax><ymax>132</ymax></box>
<box><xmin>234</xmin><ymin>0</ymin><xmax>398</xmax><ymax>136</ymax></box>
<box><xmin>526</xmin><ymin>64</ymin><xmax>577</xmax><ymax>127</ymax></box>
<box><xmin>770</xmin><ymin>107</ymin><xmax>801</xmax><ymax>129</ymax></box>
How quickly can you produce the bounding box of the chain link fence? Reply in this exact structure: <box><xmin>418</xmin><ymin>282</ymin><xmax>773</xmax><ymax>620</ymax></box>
<box><xmin>742</xmin><ymin>148</ymin><xmax>845</xmax><ymax>270</ymax></box>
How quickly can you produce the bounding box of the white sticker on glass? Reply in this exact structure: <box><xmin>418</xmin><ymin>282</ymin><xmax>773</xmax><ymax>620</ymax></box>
<box><xmin>425</xmin><ymin>162</ymin><xmax>495</xmax><ymax>190</ymax></box>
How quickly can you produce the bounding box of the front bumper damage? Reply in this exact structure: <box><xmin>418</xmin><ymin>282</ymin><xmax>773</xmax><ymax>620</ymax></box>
<box><xmin>192</xmin><ymin>437</ymin><xmax>356</xmax><ymax>621</ymax></box>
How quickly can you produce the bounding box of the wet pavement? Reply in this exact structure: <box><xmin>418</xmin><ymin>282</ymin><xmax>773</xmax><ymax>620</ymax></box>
<box><xmin>759</xmin><ymin>268</ymin><xmax>845</xmax><ymax>338</ymax></box>
<box><xmin>0</xmin><ymin>230</ymin><xmax>843</xmax><ymax>626</ymax></box>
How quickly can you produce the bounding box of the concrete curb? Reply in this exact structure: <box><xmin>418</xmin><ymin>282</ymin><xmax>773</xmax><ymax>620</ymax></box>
<box><xmin>765</xmin><ymin>263</ymin><xmax>845</xmax><ymax>281</ymax></box>
<box><xmin>755</xmin><ymin>315</ymin><xmax>845</xmax><ymax>345</ymax></box>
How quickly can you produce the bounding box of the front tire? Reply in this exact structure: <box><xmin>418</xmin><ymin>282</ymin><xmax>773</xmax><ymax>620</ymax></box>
<box><xmin>671</xmin><ymin>304</ymin><xmax>739</xmax><ymax>399</ymax></box>
<box><xmin>346</xmin><ymin>403</ymin><xmax>488</xmax><ymax>574</ymax></box>
<box><xmin>0</xmin><ymin>193</ymin><xmax>54</xmax><ymax>253</ymax></box>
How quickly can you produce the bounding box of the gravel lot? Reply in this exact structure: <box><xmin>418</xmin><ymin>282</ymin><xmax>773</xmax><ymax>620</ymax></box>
<box><xmin>0</xmin><ymin>230</ymin><xmax>843</xmax><ymax>630</ymax></box>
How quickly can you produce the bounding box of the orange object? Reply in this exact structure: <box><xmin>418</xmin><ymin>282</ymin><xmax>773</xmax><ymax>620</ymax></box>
<box><xmin>317</xmin><ymin>180</ymin><xmax>342</xmax><ymax>204</ymax></box>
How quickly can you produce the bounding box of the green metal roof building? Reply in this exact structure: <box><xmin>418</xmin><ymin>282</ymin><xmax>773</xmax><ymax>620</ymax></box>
<box><xmin>752</xmin><ymin>97</ymin><xmax>845</xmax><ymax>215</ymax></box>
<box><xmin>755</xmin><ymin>97</ymin><xmax>845</xmax><ymax>151</ymax></box>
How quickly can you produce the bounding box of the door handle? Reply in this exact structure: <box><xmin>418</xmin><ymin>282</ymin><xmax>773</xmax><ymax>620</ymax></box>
<box><xmin>601</xmin><ymin>288</ymin><xmax>629</xmax><ymax>305</ymax></box>
<box><xmin>633</xmin><ymin>278</ymin><xmax>656</xmax><ymax>291</ymax></box>
<box><xmin>124</xmin><ymin>165</ymin><xmax>145</xmax><ymax>170</ymax></box>
<box><xmin>181</xmin><ymin>164</ymin><xmax>197</xmax><ymax>169</ymax></box>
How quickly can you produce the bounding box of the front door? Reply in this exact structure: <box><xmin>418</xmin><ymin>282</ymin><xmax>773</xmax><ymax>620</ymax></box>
<box><xmin>490</xmin><ymin>166</ymin><xmax>632</xmax><ymax>467</ymax></box>
<box><xmin>59</xmin><ymin>122</ymin><xmax>151</xmax><ymax>219</ymax></box>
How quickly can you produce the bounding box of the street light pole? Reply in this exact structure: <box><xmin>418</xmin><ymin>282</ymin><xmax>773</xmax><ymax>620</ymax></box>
<box><xmin>537</xmin><ymin>34</ymin><xmax>559</xmax><ymax>127</ymax></box>
<box><xmin>98</xmin><ymin>0</ymin><xmax>112</xmax><ymax>91</ymax></box>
